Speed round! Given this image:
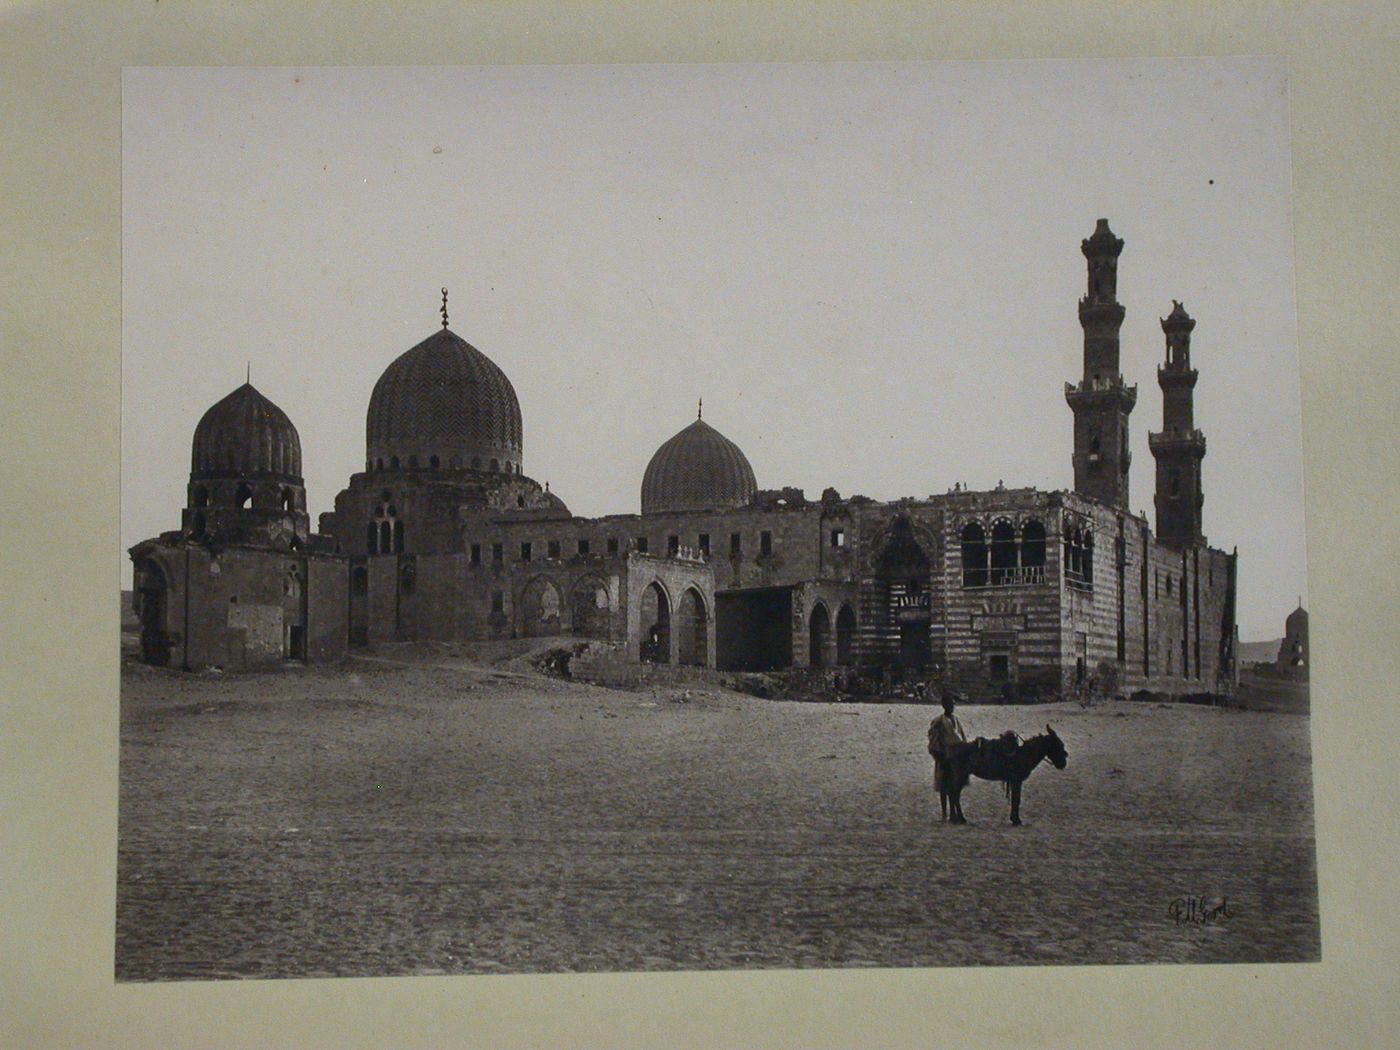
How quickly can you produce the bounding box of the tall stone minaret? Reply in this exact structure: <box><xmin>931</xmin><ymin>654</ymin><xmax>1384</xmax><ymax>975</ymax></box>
<box><xmin>1148</xmin><ymin>301</ymin><xmax>1207</xmax><ymax>547</ymax></box>
<box><xmin>1066</xmin><ymin>218</ymin><xmax>1137</xmax><ymax>509</ymax></box>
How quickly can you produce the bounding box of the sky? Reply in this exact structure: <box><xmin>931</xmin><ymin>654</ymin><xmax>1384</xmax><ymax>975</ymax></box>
<box><xmin>121</xmin><ymin>60</ymin><xmax>1305</xmax><ymax>641</ymax></box>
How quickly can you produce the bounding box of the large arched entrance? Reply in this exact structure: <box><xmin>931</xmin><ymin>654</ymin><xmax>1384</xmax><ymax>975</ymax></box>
<box><xmin>676</xmin><ymin>586</ymin><xmax>708</xmax><ymax>667</ymax></box>
<box><xmin>808</xmin><ymin>602</ymin><xmax>830</xmax><ymax>667</ymax></box>
<box><xmin>517</xmin><ymin>576</ymin><xmax>563</xmax><ymax>637</ymax></box>
<box><xmin>570</xmin><ymin>576</ymin><xmax>611</xmax><ymax>638</ymax></box>
<box><xmin>133</xmin><ymin>558</ymin><xmax>171</xmax><ymax>667</ymax></box>
<box><xmin>640</xmin><ymin>581</ymin><xmax>671</xmax><ymax>663</ymax></box>
<box><xmin>835</xmin><ymin>603</ymin><xmax>856</xmax><ymax>666</ymax></box>
<box><xmin>877</xmin><ymin>515</ymin><xmax>932</xmax><ymax>672</ymax></box>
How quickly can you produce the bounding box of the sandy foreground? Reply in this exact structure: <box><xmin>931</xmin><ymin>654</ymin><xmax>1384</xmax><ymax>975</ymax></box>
<box><xmin>117</xmin><ymin>651</ymin><xmax>1319</xmax><ymax>979</ymax></box>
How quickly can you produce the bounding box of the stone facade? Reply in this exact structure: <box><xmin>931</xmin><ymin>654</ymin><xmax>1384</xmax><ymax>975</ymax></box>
<box><xmin>131</xmin><ymin>219</ymin><xmax>1238</xmax><ymax>698</ymax></box>
<box><xmin>129</xmin><ymin>538</ymin><xmax>347</xmax><ymax>671</ymax></box>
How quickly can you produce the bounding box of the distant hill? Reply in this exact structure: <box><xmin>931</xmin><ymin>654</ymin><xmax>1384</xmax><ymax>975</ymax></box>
<box><xmin>1239</xmin><ymin>639</ymin><xmax>1282</xmax><ymax>664</ymax></box>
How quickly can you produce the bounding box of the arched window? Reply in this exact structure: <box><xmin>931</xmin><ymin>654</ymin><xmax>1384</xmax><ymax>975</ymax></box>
<box><xmin>235</xmin><ymin>483</ymin><xmax>253</xmax><ymax>509</ymax></box>
<box><xmin>1022</xmin><ymin>520</ymin><xmax>1047</xmax><ymax>577</ymax></box>
<box><xmin>376</xmin><ymin>458</ymin><xmax>384</xmax><ymax>470</ymax></box>
<box><xmin>379</xmin><ymin>521</ymin><xmax>391</xmax><ymax>552</ymax></box>
<box><xmin>1063</xmin><ymin>523</ymin><xmax>1093</xmax><ymax>590</ymax></box>
<box><xmin>639</xmin><ymin>581</ymin><xmax>671</xmax><ymax>663</ymax></box>
<box><xmin>392</xmin><ymin>520</ymin><xmax>404</xmax><ymax>553</ymax></box>
<box><xmin>808</xmin><ymin>602</ymin><xmax>830</xmax><ymax>668</ymax></box>
<box><xmin>280</xmin><ymin>487</ymin><xmax>295</xmax><ymax>512</ymax></box>
<box><xmin>367</xmin><ymin>522</ymin><xmax>378</xmax><ymax>554</ymax></box>
<box><xmin>192</xmin><ymin>486</ymin><xmax>209</xmax><ymax>508</ymax></box>
<box><xmin>472</xmin><ymin>456</ymin><xmax>482</xmax><ymax>470</ymax></box>
<box><xmin>430</xmin><ymin>455</ymin><xmax>440</xmax><ymax>469</ymax></box>
<box><xmin>490</xmin><ymin>458</ymin><xmax>499</xmax><ymax>472</ymax></box>
<box><xmin>990</xmin><ymin>520</ymin><xmax>1017</xmax><ymax>586</ymax></box>
<box><xmin>678</xmin><ymin>587</ymin><xmax>709</xmax><ymax>667</ymax></box>
<box><xmin>961</xmin><ymin>522</ymin><xmax>988</xmax><ymax>588</ymax></box>
<box><xmin>390</xmin><ymin>456</ymin><xmax>400</xmax><ymax>470</ymax></box>
<box><xmin>835</xmin><ymin>604</ymin><xmax>856</xmax><ymax>666</ymax></box>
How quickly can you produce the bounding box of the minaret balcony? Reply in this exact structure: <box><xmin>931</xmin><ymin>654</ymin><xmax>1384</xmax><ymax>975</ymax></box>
<box><xmin>1078</xmin><ymin>297</ymin><xmax>1126</xmax><ymax>324</ymax></box>
<box><xmin>1157</xmin><ymin>365</ymin><xmax>1199</xmax><ymax>386</ymax></box>
<box><xmin>1148</xmin><ymin>429</ymin><xmax>1207</xmax><ymax>454</ymax></box>
<box><xmin>1065</xmin><ymin>379</ymin><xmax>1137</xmax><ymax>409</ymax></box>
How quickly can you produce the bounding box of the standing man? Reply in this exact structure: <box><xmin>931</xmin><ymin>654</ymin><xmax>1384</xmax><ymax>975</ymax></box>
<box><xmin>928</xmin><ymin>690</ymin><xmax>968</xmax><ymax>822</ymax></box>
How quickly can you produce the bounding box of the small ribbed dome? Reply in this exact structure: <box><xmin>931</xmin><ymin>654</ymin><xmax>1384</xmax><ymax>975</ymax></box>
<box><xmin>641</xmin><ymin>416</ymin><xmax>757</xmax><ymax>515</ymax></box>
<box><xmin>367</xmin><ymin>327</ymin><xmax>523</xmax><ymax>473</ymax></box>
<box><xmin>191</xmin><ymin>383</ymin><xmax>302</xmax><ymax>479</ymax></box>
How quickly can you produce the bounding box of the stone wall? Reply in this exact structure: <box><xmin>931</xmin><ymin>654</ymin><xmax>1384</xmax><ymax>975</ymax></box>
<box><xmin>129</xmin><ymin>539</ymin><xmax>347</xmax><ymax>671</ymax></box>
<box><xmin>624</xmin><ymin>552</ymin><xmax>716</xmax><ymax>667</ymax></box>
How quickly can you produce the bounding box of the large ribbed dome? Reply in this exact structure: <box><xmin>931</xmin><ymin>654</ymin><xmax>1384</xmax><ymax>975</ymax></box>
<box><xmin>641</xmin><ymin>416</ymin><xmax>757</xmax><ymax>515</ymax></box>
<box><xmin>191</xmin><ymin>383</ymin><xmax>302</xmax><ymax>479</ymax></box>
<box><xmin>366</xmin><ymin>327</ymin><xmax>523</xmax><ymax>474</ymax></box>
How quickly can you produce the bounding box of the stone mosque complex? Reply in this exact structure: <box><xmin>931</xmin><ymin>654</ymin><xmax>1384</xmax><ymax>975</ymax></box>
<box><xmin>130</xmin><ymin>219</ymin><xmax>1239</xmax><ymax>701</ymax></box>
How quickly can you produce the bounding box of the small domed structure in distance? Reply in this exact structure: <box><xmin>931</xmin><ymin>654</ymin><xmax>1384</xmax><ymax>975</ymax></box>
<box><xmin>641</xmin><ymin>404</ymin><xmax>757</xmax><ymax>515</ymax></box>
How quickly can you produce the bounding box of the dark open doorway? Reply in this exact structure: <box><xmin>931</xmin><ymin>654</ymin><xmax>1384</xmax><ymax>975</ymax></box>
<box><xmin>133</xmin><ymin>558</ymin><xmax>171</xmax><ymax>667</ymax></box>
<box><xmin>716</xmin><ymin>587</ymin><xmax>793</xmax><ymax>671</ymax></box>
<box><xmin>809</xmin><ymin>602</ymin><xmax>830</xmax><ymax>667</ymax></box>
<box><xmin>640</xmin><ymin>581</ymin><xmax>671</xmax><ymax>663</ymax></box>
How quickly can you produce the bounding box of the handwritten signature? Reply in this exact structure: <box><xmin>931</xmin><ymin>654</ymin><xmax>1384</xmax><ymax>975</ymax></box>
<box><xmin>1168</xmin><ymin>895</ymin><xmax>1232</xmax><ymax>926</ymax></box>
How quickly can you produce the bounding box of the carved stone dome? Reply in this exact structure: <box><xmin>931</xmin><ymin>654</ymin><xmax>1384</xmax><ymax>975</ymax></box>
<box><xmin>366</xmin><ymin>327</ymin><xmax>523</xmax><ymax>475</ymax></box>
<box><xmin>641</xmin><ymin>416</ymin><xmax>757</xmax><ymax>515</ymax></box>
<box><xmin>191</xmin><ymin>382</ymin><xmax>302</xmax><ymax>480</ymax></box>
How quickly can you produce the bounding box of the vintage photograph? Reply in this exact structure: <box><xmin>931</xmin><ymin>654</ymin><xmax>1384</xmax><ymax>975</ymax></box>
<box><xmin>119</xmin><ymin>60</ymin><xmax>1316</xmax><ymax>980</ymax></box>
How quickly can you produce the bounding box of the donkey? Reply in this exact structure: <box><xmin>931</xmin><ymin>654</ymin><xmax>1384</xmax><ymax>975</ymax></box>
<box><xmin>940</xmin><ymin>725</ymin><xmax>1068</xmax><ymax>826</ymax></box>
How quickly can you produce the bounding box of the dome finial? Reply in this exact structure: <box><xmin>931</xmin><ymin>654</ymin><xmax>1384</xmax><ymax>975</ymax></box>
<box><xmin>697</xmin><ymin>396</ymin><xmax>703</xmax><ymax>420</ymax></box>
<box><xmin>246</xmin><ymin>362</ymin><xmax>250</xmax><ymax>384</ymax></box>
<box><xmin>441</xmin><ymin>288</ymin><xmax>449</xmax><ymax>329</ymax></box>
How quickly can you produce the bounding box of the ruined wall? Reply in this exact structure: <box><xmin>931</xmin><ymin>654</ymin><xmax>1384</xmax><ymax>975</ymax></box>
<box><xmin>130</xmin><ymin>539</ymin><xmax>346</xmax><ymax>671</ymax></box>
<box><xmin>624</xmin><ymin>552</ymin><xmax>715</xmax><ymax>667</ymax></box>
<box><xmin>304</xmin><ymin>556</ymin><xmax>348</xmax><ymax>662</ymax></box>
<box><xmin>792</xmin><ymin>579</ymin><xmax>859</xmax><ymax>668</ymax></box>
<box><xmin>581</xmin><ymin>499</ymin><xmax>858</xmax><ymax>593</ymax></box>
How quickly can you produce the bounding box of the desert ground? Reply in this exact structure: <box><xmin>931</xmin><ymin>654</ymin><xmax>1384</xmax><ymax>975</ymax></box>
<box><xmin>117</xmin><ymin>645</ymin><xmax>1319</xmax><ymax>980</ymax></box>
